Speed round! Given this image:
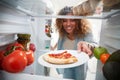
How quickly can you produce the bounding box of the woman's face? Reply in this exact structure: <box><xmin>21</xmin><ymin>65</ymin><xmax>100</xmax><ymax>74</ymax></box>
<box><xmin>62</xmin><ymin>13</ymin><xmax>76</xmax><ymax>35</ymax></box>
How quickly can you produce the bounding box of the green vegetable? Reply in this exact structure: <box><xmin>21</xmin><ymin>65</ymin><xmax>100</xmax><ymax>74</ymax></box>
<box><xmin>103</xmin><ymin>61</ymin><xmax>120</xmax><ymax>80</ymax></box>
<box><xmin>93</xmin><ymin>46</ymin><xmax>108</xmax><ymax>59</ymax></box>
<box><xmin>106</xmin><ymin>50</ymin><xmax>120</xmax><ymax>63</ymax></box>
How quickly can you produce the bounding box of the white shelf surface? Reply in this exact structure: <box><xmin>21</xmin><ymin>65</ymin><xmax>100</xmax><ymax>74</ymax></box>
<box><xmin>0</xmin><ymin>70</ymin><xmax>73</xmax><ymax>80</ymax></box>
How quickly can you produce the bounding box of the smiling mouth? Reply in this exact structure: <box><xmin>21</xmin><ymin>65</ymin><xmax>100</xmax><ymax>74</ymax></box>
<box><xmin>66</xmin><ymin>26</ymin><xmax>72</xmax><ymax>30</ymax></box>
<box><xmin>65</xmin><ymin>26</ymin><xmax>74</xmax><ymax>34</ymax></box>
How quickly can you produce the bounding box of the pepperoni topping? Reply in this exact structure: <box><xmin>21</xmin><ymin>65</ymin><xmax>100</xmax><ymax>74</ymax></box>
<box><xmin>48</xmin><ymin>51</ymin><xmax>72</xmax><ymax>59</ymax></box>
<box><xmin>63</xmin><ymin>53</ymin><xmax>72</xmax><ymax>59</ymax></box>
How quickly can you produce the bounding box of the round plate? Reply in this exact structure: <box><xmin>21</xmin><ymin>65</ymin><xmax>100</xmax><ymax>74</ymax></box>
<box><xmin>38</xmin><ymin>50</ymin><xmax>89</xmax><ymax>68</ymax></box>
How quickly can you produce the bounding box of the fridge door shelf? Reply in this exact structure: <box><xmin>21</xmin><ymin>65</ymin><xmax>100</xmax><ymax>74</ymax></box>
<box><xmin>0</xmin><ymin>34</ymin><xmax>15</xmax><ymax>46</ymax></box>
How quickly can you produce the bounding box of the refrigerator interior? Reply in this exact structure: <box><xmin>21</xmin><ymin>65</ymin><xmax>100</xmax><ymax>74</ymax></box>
<box><xmin>0</xmin><ymin>0</ymin><xmax>120</xmax><ymax>80</ymax></box>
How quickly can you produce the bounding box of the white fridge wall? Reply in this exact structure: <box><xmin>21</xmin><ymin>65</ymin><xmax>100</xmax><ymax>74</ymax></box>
<box><xmin>29</xmin><ymin>17</ymin><xmax>51</xmax><ymax>75</ymax></box>
<box><xmin>29</xmin><ymin>17</ymin><xmax>49</xmax><ymax>75</ymax></box>
<box><xmin>0</xmin><ymin>5</ymin><xmax>31</xmax><ymax>34</ymax></box>
<box><xmin>30</xmin><ymin>17</ymin><xmax>48</xmax><ymax>50</ymax></box>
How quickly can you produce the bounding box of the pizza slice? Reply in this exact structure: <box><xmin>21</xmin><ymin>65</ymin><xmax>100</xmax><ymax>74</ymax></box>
<box><xmin>43</xmin><ymin>51</ymin><xmax>78</xmax><ymax>64</ymax></box>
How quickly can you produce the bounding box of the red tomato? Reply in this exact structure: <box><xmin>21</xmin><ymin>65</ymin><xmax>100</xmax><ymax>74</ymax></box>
<box><xmin>100</xmin><ymin>53</ymin><xmax>110</xmax><ymax>64</ymax></box>
<box><xmin>2</xmin><ymin>50</ymin><xmax>27</xmax><ymax>73</ymax></box>
<box><xmin>6</xmin><ymin>42</ymin><xmax>24</xmax><ymax>51</ymax></box>
<box><xmin>0</xmin><ymin>50</ymin><xmax>5</xmax><ymax>70</ymax></box>
<box><xmin>25</xmin><ymin>50</ymin><xmax>34</xmax><ymax>66</ymax></box>
<box><xmin>45</xmin><ymin>28</ymin><xmax>49</xmax><ymax>33</ymax></box>
<box><xmin>29</xmin><ymin>43</ymin><xmax>36</xmax><ymax>52</ymax></box>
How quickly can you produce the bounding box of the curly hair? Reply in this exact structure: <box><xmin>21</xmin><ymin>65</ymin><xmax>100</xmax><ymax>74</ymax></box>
<box><xmin>55</xmin><ymin>6</ymin><xmax>91</xmax><ymax>38</ymax></box>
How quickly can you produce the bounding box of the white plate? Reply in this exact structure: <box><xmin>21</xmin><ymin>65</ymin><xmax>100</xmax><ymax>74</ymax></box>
<box><xmin>38</xmin><ymin>50</ymin><xmax>89</xmax><ymax>68</ymax></box>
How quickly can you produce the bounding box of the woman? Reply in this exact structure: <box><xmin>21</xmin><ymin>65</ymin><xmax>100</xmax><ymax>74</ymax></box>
<box><xmin>51</xmin><ymin>6</ymin><xmax>97</xmax><ymax>80</ymax></box>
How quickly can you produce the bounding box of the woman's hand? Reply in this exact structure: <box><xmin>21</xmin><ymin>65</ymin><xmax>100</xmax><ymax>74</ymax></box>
<box><xmin>77</xmin><ymin>41</ymin><xmax>93</xmax><ymax>56</ymax></box>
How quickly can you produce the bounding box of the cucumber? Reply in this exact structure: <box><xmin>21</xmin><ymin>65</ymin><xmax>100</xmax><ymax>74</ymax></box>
<box><xmin>103</xmin><ymin>61</ymin><xmax>120</xmax><ymax>80</ymax></box>
<box><xmin>106</xmin><ymin>50</ymin><xmax>120</xmax><ymax>63</ymax></box>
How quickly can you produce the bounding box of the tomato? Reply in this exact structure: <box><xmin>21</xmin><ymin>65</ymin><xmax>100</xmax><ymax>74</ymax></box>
<box><xmin>100</xmin><ymin>53</ymin><xmax>110</xmax><ymax>64</ymax></box>
<box><xmin>6</xmin><ymin>42</ymin><xmax>24</xmax><ymax>51</ymax></box>
<box><xmin>45</xmin><ymin>28</ymin><xmax>49</xmax><ymax>33</ymax></box>
<box><xmin>2</xmin><ymin>50</ymin><xmax>27</xmax><ymax>73</ymax></box>
<box><xmin>25</xmin><ymin>50</ymin><xmax>34</xmax><ymax>66</ymax></box>
<box><xmin>0</xmin><ymin>50</ymin><xmax>5</xmax><ymax>70</ymax></box>
<box><xmin>29</xmin><ymin>43</ymin><xmax>36</xmax><ymax>52</ymax></box>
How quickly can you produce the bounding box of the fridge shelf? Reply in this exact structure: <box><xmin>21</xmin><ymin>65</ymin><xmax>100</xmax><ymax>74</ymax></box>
<box><xmin>0</xmin><ymin>0</ymin><xmax>46</xmax><ymax>17</ymax></box>
<box><xmin>0</xmin><ymin>34</ymin><xmax>15</xmax><ymax>46</ymax></box>
<box><xmin>30</xmin><ymin>9</ymin><xmax>120</xmax><ymax>19</ymax></box>
<box><xmin>0</xmin><ymin>0</ymin><xmax>120</xmax><ymax>19</ymax></box>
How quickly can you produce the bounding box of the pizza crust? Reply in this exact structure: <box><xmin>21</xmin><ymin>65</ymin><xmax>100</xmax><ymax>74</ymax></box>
<box><xmin>43</xmin><ymin>54</ymin><xmax>78</xmax><ymax>64</ymax></box>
